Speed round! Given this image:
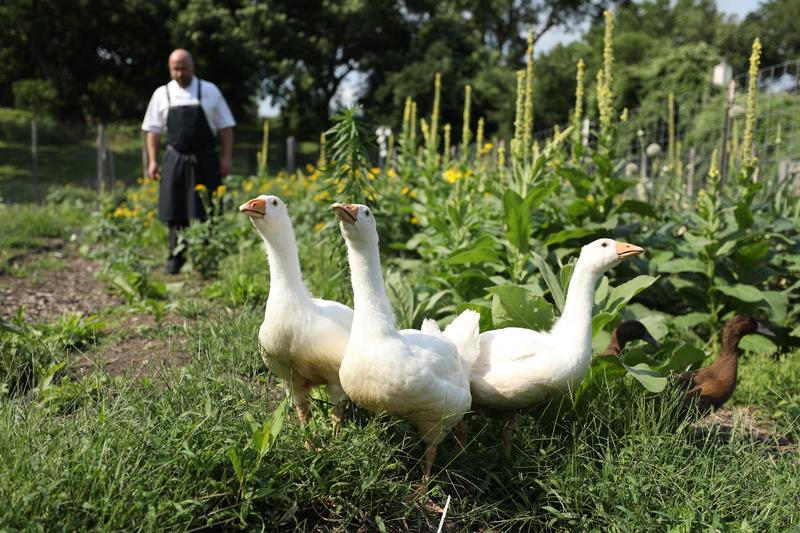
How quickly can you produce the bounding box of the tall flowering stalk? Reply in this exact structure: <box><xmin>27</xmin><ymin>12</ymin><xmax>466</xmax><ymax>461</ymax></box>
<box><xmin>512</xmin><ymin>70</ymin><xmax>525</xmax><ymax>160</ymax></box>
<box><xmin>742</xmin><ymin>38</ymin><xmax>762</xmax><ymax>170</ymax></box>
<box><xmin>571</xmin><ymin>58</ymin><xmax>585</xmax><ymax>160</ymax></box>
<box><xmin>668</xmin><ymin>92</ymin><xmax>675</xmax><ymax>171</ymax></box>
<box><xmin>597</xmin><ymin>10</ymin><xmax>616</xmax><ymax>138</ymax></box>
<box><xmin>428</xmin><ymin>72</ymin><xmax>442</xmax><ymax>159</ymax></box>
<box><xmin>409</xmin><ymin>100</ymin><xmax>417</xmax><ymax>149</ymax></box>
<box><xmin>443</xmin><ymin>123</ymin><xmax>451</xmax><ymax>167</ymax></box>
<box><xmin>318</xmin><ymin>131</ymin><xmax>326</xmax><ymax>169</ymax></box>
<box><xmin>461</xmin><ymin>84</ymin><xmax>472</xmax><ymax>158</ymax></box>
<box><xmin>257</xmin><ymin>119</ymin><xmax>269</xmax><ymax>177</ymax></box>
<box><xmin>476</xmin><ymin>117</ymin><xmax>485</xmax><ymax>163</ymax></box>
<box><xmin>603</xmin><ymin>10</ymin><xmax>614</xmax><ymax>93</ymax></box>
<box><xmin>522</xmin><ymin>30</ymin><xmax>535</xmax><ymax>161</ymax></box>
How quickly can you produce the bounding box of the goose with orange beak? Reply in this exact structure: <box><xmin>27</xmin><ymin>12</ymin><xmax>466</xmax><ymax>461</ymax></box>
<box><xmin>470</xmin><ymin>238</ymin><xmax>645</xmax><ymax>454</ymax></box>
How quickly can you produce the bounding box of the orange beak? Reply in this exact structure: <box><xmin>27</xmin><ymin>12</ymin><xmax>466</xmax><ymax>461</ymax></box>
<box><xmin>332</xmin><ymin>202</ymin><xmax>358</xmax><ymax>224</ymax></box>
<box><xmin>615</xmin><ymin>241</ymin><xmax>644</xmax><ymax>260</ymax></box>
<box><xmin>239</xmin><ymin>197</ymin><xmax>266</xmax><ymax>217</ymax></box>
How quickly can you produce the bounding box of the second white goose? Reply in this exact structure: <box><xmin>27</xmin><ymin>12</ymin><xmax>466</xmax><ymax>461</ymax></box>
<box><xmin>332</xmin><ymin>202</ymin><xmax>480</xmax><ymax>480</ymax></box>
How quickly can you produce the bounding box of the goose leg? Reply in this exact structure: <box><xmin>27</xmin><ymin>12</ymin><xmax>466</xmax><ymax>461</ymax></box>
<box><xmin>423</xmin><ymin>444</ymin><xmax>438</xmax><ymax>482</ymax></box>
<box><xmin>453</xmin><ymin>420</ymin><xmax>469</xmax><ymax>450</ymax></box>
<box><xmin>291</xmin><ymin>379</ymin><xmax>312</xmax><ymax>425</ymax></box>
<box><xmin>328</xmin><ymin>384</ymin><xmax>348</xmax><ymax>428</ymax></box>
<box><xmin>501</xmin><ymin>414</ymin><xmax>519</xmax><ymax>458</ymax></box>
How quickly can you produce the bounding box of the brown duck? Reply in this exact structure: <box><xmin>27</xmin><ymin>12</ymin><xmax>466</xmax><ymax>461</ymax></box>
<box><xmin>676</xmin><ymin>315</ymin><xmax>774</xmax><ymax>412</ymax></box>
<box><xmin>604</xmin><ymin>320</ymin><xmax>659</xmax><ymax>356</ymax></box>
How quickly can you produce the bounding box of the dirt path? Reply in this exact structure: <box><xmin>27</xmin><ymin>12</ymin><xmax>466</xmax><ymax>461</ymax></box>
<box><xmin>1</xmin><ymin>243</ymin><xmax>192</xmax><ymax>377</ymax></box>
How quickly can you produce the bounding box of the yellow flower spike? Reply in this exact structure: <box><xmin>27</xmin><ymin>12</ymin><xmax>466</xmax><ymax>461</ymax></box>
<box><xmin>216</xmin><ymin>185</ymin><xmax>226</xmax><ymax>196</ymax></box>
<box><xmin>194</xmin><ymin>184</ymin><xmax>207</xmax><ymax>192</ymax></box>
<box><xmin>481</xmin><ymin>142</ymin><xmax>493</xmax><ymax>155</ymax></box>
<box><xmin>306</xmin><ymin>163</ymin><xmax>315</xmax><ymax>173</ymax></box>
<box><xmin>743</xmin><ymin>37</ymin><xmax>762</xmax><ymax>169</ymax></box>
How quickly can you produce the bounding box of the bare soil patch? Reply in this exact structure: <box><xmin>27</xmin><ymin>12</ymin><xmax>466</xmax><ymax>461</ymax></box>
<box><xmin>2</xmin><ymin>245</ymin><xmax>196</xmax><ymax>377</ymax></box>
<box><xmin>0</xmin><ymin>247</ymin><xmax>119</xmax><ymax>322</ymax></box>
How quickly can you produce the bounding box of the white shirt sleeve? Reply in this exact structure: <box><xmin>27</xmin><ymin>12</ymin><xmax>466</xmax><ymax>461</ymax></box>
<box><xmin>142</xmin><ymin>86</ymin><xmax>168</xmax><ymax>133</ymax></box>
<box><xmin>208</xmin><ymin>82</ymin><xmax>236</xmax><ymax>131</ymax></box>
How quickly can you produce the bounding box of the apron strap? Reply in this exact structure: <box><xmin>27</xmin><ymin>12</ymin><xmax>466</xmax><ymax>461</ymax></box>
<box><xmin>197</xmin><ymin>78</ymin><xmax>202</xmax><ymax>101</ymax></box>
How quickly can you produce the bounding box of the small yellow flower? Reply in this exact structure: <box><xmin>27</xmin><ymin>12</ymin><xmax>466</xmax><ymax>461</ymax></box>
<box><xmin>147</xmin><ymin>210</ymin><xmax>156</xmax><ymax>219</ymax></box>
<box><xmin>401</xmin><ymin>186</ymin><xmax>410</xmax><ymax>196</ymax></box>
<box><xmin>314</xmin><ymin>221</ymin><xmax>325</xmax><ymax>233</ymax></box>
<box><xmin>194</xmin><ymin>184</ymin><xmax>207</xmax><ymax>192</ymax></box>
<box><xmin>387</xmin><ymin>168</ymin><xmax>397</xmax><ymax>178</ymax></box>
<box><xmin>243</xmin><ymin>180</ymin><xmax>254</xmax><ymax>193</ymax></box>
<box><xmin>480</xmin><ymin>143</ymin><xmax>493</xmax><ymax>155</ymax></box>
<box><xmin>215</xmin><ymin>185</ymin><xmax>226</xmax><ymax>196</ymax></box>
<box><xmin>410</xmin><ymin>216</ymin><xmax>420</xmax><ymax>225</ymax></box>
<box><xmin>443</xmin><ymin>168</ymin><xmax>462</xmax><ymax>184</ymax></box>
<box><xmin>306</xmin><ymin>163</ymin><xmax>315</xmax><ymax>173</ymax></box>
<box><xmin>313</xmin><ymin>190</ymin><xmax>331</xmax><ymax>202</ymax></box>
<box><xmin>586</xmin><ymin>194</ymin><xmax>595</xmax><ymax>204</ymax></box>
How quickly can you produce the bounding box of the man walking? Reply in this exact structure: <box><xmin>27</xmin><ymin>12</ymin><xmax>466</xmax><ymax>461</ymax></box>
<box><xmin>142</xmin><ymin>49</ymin><xmax>236</xmax><ymax>273</ymax></box>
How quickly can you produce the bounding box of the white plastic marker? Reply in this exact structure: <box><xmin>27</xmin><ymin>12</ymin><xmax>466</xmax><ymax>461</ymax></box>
<box><xmin>436</xmin><ymin>495</ymin><xmax>452</xmax><ymax>533</ymax></box>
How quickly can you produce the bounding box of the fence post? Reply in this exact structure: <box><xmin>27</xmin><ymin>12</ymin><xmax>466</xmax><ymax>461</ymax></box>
<box><xmin>97</xmin><ymin>123</ymin><xmax>107</xmax><ymax>193</ymax></box>
<box><xmin>581</xmin><ymin>118</ymin><xmax>590</xmax><ymax>147</ymax></box>
<box><xmin>286</xmin><ymin>136</ymin><xmax>296</xmax><ymax>174</ymax></box>
<box><xmin>719</xmin><ymin>79</ymin><xmax>736</xmax><ymax>188</ymax></box>
<box><xmin>31</xmin><ymin>119</ymin><xmax>39</xmax><ymax>186</ymax></box>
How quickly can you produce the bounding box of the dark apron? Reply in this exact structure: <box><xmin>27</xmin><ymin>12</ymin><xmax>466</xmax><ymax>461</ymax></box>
<box><xmin>158</xmin><ymin>78</ymin><xmax>221</xmax><ymax>222</ymax></box>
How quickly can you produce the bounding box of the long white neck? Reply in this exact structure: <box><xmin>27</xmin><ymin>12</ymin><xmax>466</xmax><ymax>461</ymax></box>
<box><xmin>345</xmin><ymin>238</ymin><xmax>395</xmax><ymax>337</ymax></box>
<box><xmin>261</xmin><ymin>225</ymin><xmax>310</xmax><ymax>301</ymax></box>
<box><xmin>551</xmin><ymin>256</ymin><xmax>601</xmax><ymax>353</ymax></box>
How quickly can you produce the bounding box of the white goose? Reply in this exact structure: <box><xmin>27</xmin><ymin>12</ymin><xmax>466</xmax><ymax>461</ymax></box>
<box><xmin>240</xmin><ymin>195</ymin><xmax>352</xmax><ymax>423</ymax></box>
<box><xmin>332</xmin><ymin>202</ymin><xmax>480</xmax><ymax>480</ymax></box>
<box><xmin>470</xmin><ymin>238</ymin><xmax>644</xmax><ymax>447</ymax></box>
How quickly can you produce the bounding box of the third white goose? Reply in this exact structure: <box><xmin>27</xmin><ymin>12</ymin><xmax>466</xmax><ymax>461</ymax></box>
<box><xmin>470</xmin><ymin>238</ymin><xmax>644</xmax><ymax>449</ymax></box>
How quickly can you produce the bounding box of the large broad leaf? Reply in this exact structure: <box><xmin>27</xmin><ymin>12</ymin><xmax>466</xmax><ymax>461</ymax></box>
<box><xmin>455</xmin><ymin>302</ymin><xmax>494</xmax><ymax>332</ymax></box>
<box><xmin>446</xmin><ymin>235</ymin><xmax>500</xmax><ymax>265</ymax></box>
<box><xmin>624</xmin><ymin>363</ymin><xmax>668</xmax><ymax>392</ymax></box>
<box><xmin>531</xmin><ymin>253</ymin><xmax>564</xmax><ymax>313</ymax></box>
<box><xmin>591</xmin><ymin>312</ymin><xmax>616</xmax><ymax>335</ymax></box>
<box><xmin>558</xmin><ymin>166</ymin><xmax>593</xmax><ymax>196</ymax></box>
<box><xmin>545</xmin><ymin>228</ymin><xmax>597</xmax><ymax>246</ymax></box>
<box><xmin>761</xmin><ymin>290</ymin><xmax>789</xmax><ymax>323</ymax></box>
<box><xmin>604</xmin><ymin>275</ymin><xmax>659</xmax><ymax>316</ymax></box>
<box><xmin>739</xmin><ymin>334</ymin><xmax>778</xmax><ymax>354</ymax></box>
<box><xmin>713</xmin><ymin>284</ymin><xmax>765</xmax><ymax>303</ymax></box>
<box><xmin>503</xmin><ymin>190</ymin><xmax>531</xmax><ymax>254</ymax></box>
<box><xmin>524</xmin><ymin>180</ymin><xmax>560</xmax><ymax>209</ymax></box>
<box><xmin>488</xmin><ymin>285</ymin><xmax>555</xmax><ymax>330</ymax></box>
<box><xmin>659</xmin><ymin>344</ymin><xmax>706</xmax><ymax>372</ymax></box>
<box><xmin>612</xmin><ymin>200</ymin><xmax>657</xmax><ymax>218</ymax></box>
<box><xmin>672</xmin><ymin>312</ymin><xmax>711</xmax><ymax>330</ymax></box>
<box><xmin>658</xmin><ymin>258</ymin><xmax>708</xmax><ymax>275</ymax></box>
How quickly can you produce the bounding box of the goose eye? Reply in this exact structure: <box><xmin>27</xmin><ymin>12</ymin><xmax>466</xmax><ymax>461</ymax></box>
<box><xmin>601</xmin><ymin>242</ymin><xmax>608</xmax><ymax>248</ymax></box>
<box><xmin>364</xmin><ymin>209</ymin><xmax>370</xmax><ymax>217</ymax></box>
<box><xmin>272</xmin><ymin>199</ymin><xmax>278</xmax><ymax>207</ymax></box>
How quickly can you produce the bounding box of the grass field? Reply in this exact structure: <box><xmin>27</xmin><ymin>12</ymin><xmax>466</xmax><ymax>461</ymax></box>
<box><xmin>1</xmin><ymin>196</ymin><xmax>798</xmax><ymax>531</ymax></box>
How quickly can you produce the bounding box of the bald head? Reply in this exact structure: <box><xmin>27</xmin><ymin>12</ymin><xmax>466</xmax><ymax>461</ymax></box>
<box><xmin>168</xmin><ymin>49</ymin><xmax>194</xmax><ymax>87</ymax></box>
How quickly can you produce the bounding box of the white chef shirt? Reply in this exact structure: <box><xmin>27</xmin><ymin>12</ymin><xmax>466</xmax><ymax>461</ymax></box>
<box><xmin>141</xmin><ymin>77</ymin><xmax>236</xmax><ymax>136</ymax></box>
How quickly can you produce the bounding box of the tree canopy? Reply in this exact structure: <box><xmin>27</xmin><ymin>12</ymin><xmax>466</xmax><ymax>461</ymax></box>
<box><xmin>0</xmin><ymin>0</ymin><xmax>795</xmax><ymax>136</ymax></box>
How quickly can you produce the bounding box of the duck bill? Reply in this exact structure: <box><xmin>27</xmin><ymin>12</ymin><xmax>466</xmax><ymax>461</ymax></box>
<box><xmin>615</xmin><ymin>241</ymin><xmax>644</xmax><ymax>260</ymax></box>
<box><xmin>756</xmin><ymin>323</ymin><xmax>775</xmax><ymax>337</ymax></box>
<box><xmin>239</xmin><ymin>198</ymin><xmax>266</xmax><ymax>217</ymax></box>
<box><xmin>332</xmin><ymin>202</ymin><xmax>358</xmax><ymax>224</ymax></box>
<box><xmin>642</xmin><ymin>330</ymin><xmax>660</xmax><ymax>348</ymax></box>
